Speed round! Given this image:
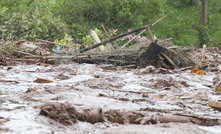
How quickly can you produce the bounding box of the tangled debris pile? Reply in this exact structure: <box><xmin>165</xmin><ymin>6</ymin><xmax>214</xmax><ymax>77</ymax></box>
<box><xmin>1</xmin><ymin>37</ymin><xmax>220</xmax><ymax>71</ymax></box>
<box><xmin>0</xmin><ymin>40</ymin><xmax>52</xmax><ymax>65</ymax></box>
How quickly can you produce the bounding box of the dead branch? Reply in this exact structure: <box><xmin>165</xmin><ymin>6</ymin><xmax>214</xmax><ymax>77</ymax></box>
<box><xmin>151</xmin><ymin>15</ymin><xmax>168</xmax><ymax>27</ymax></box>
<box><xmin>14</xmin><ymin>58</ymin><xmax>40</xmax><ymax>62</ymax></box>
<box><xmin>13</xmin><ymin>50</ymin><xmax>35</xmax><ymax>56</ymax></box>
<box><xmin>101</xmin><ymin>24</ymin><xmax>116</xmax><ymax>49</ymax></box>
<box><xmin>145</xmin><ymin>26</ymin><xmax>155</xmax><ymax>41</ymax></box>
<box><xmin>161</xmin><ymin>52</ymin><xmax>177</xmax><ymax>68</ymax></box>
<box><xmin>159</xmin><ymin>38</ymin><xmax>173</xmax><ymax>44</ymax></box>
<box><xmin>118</xmin><ymin>90</ymin><xmax>155</xmax><ymax>94</ymax></box>
<box><xmin>0</xmin><ymin>79</ymin><xmax>19</xmax><ymax>84</ymax></box>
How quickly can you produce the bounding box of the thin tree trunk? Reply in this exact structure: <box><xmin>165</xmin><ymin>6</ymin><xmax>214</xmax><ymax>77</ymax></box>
<box><xmin>201</xmin><ymin>0</ymin><xmax>208</xmax><ymax>26</ymax></box>
<box><xmin>200</xmin><ymin>0</ymin><xmax>208</xmax><ymax>47</ymax></box>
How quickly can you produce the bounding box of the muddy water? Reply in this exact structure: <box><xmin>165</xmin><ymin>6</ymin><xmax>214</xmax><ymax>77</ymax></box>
<box><xmin>0</xmin><ymin>63</ymin><xmax>220</xmax><ymax>133</ymax></box>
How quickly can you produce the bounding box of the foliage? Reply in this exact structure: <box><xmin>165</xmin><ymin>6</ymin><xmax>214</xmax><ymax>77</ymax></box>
<box><xmin>0</xmin><ymin>0</ymin><xmax>67</xmax><ymax>40</ymax></box>
<box><xmin>57</xmin><ymin>0</ymin><xmax>164</xmax><ymax>42</ymax></box>
<box><xmin>55</xmin><ymin>33</ymin><xmax>73</xmax><ymax>47</ymax></box>
<box><xmin>166</xmin><ymin>0</ymin><xmax>199</xmax><ymax>8</ymax></box>
<box><xmin>82</xmin><ymin>28</ymin><xmax>105</xmax><ymax>48</ymax></box>
<box><xmin>157</xmin><ymin>4</ymin><xmax>200</xmax><ymax>47</ymax></box>
<box><xmin>0</xmin><ymin>0</ymin><xmax>220</xmax><ymax>49</ymax></box>
<box><xmin>56</xmin><ymin>0</ymin><xmax>114</xmax><ymax>43</ymax></box>
<box><xmin>118</xmin><ymin>0</ymin><xmax>164</xmax><ymax>28</ymax></box>
<box><xmin>54</xmin><ymin>33</ymin><xmax>75</xmax><ymax>51</ymax></box>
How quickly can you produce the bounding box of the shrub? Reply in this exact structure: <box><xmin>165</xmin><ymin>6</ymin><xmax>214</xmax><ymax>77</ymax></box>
<box><xmin>0</xmin><ymin>0</ymin><xmax>67</xmax><ymax>40</ymax></box>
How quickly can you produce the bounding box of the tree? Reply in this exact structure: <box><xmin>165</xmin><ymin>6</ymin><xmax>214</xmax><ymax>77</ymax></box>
<box><xmin>200</xmin><ymin>0</ymin><xmax>208</xmax><ymax>47</ymax></box>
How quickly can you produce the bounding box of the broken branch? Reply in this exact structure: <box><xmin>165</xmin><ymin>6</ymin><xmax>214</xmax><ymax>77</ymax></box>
<box><xmin>0</xmin><ymin>79</ymin><xmax>19</xmax><ymax>84</ymax></box>
<box><xmin>161</xmin><ymin>52</ymin><xmax>177</xmax><ymax>68</ymax></box>
<box><xmin>145</xmin><ymin>26</ymin><xmax>155</xmax><ymax>41</ymax></box>
<box><xmin>13</xmin><ymin>50</ymin><xmax>35</xmax><ymax>56</ymax></box>
<box><xmin>101</xmin><ymin>24</ymin><xmax>116</xmax><ymax>49</ymax></box>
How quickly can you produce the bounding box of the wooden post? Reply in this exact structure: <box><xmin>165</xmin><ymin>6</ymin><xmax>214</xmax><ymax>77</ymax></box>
<box><xmin>145</xmin><ymin>26</ymin><xmax>154</xmax><ymax>41</ymax></box>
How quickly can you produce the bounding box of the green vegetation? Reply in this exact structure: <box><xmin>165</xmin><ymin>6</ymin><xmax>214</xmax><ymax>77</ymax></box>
<box><xmin>0</xmin><ymin>0</ymin><xmax>220</xmax><ymax>49</ymax></box>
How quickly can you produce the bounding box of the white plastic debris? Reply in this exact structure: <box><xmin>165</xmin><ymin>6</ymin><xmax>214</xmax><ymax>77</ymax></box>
<box><xmin>90</xmin><ymin>30</ymin><xmax>105</xmax><ymax>51</ymax></box>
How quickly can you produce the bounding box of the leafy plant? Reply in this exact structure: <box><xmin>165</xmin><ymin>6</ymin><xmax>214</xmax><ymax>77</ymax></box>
<box><xmin>167</xmin><ymin>0</ymin><xmax>199</xmax><ymax>8</ymax></box>
<box><xmin>0</xmin><ymin>0</ymin><xmax>221</xmax><ymax>49</ymax></box>
<box><xmin>82</xmin><ymin>28</ymin><xmax>105</xmax><ymax>48</ymax></box>
<box><xmin>0</xmin><ymin>0</ymin><xmax>67</xmax><ymax>41</ymax></box>
<box><xmin>54</xmin><ymin>33</ymin><xmax>78</xmax><ymax>51</ymax></box>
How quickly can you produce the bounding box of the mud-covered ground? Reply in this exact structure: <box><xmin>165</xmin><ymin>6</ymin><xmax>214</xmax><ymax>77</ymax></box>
<box><xmin>0</xmin><ymin>62</ymin><xmax>221</xmax><ymax>134</ymax></box>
